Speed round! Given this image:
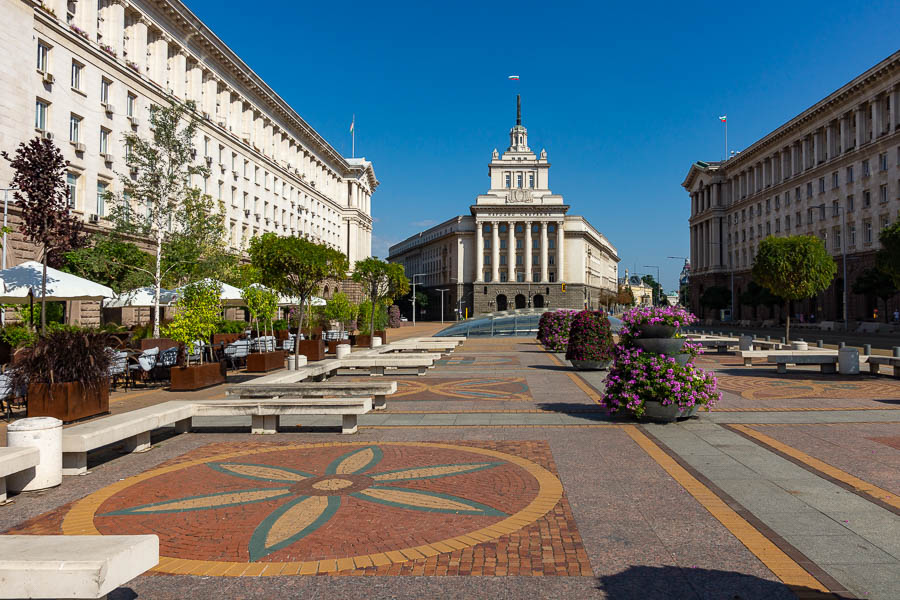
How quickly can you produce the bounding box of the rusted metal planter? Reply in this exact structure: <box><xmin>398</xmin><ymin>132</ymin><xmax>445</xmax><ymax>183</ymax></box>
<box><xmin>246</xmin><ymin>351</ymin><xmax>285</xmax><ymax>373</ymax></box>
<box><xmin>27</xmin><ymin>380</ymin><xmax>110</xmax><ymax>423</ymax></box>
<box><xmin>170</xmin><ymin>362</ymin><xmax>225</xmax><ymax>391</ymax></box>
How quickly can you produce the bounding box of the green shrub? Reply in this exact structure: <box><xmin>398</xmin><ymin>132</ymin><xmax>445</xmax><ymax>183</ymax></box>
<box><xmin>0</xmin><ymin>325</ymin><xmax>35</xmax><ymax>348</ymax></box>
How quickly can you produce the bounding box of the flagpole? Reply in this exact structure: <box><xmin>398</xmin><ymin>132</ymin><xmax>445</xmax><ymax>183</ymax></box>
<box><xmin>351</xmin><ymin>114</ymin><xmax>355</xmax><ymax>158</ymax></box>
<box><xmin>725</xmin><ymin>119</ymin><xmax>728</xmax><ymax>161</ymax></box>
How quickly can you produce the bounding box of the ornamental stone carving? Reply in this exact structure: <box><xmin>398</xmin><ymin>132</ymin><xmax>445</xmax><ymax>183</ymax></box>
<box><xmin>508</xmin><ymin>189</ymin><xmax>533</xmax><ymax>203</ymax></box>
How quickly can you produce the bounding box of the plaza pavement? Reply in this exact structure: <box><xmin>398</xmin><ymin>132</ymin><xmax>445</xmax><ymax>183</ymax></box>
<box><xmin>1</xmin><ymin>327</ymin><xmax>899</xmax><ymax>599</ymax></box>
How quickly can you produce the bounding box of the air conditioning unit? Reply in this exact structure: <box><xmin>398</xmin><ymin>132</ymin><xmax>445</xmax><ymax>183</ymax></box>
<box><xmin>216</xmin><ymin>120</ymin><xmax>226</xmax><ymax>128</ymax></box>
<box><xmin>130</xmin><ymin>166</ymin><xmax>138</xmax><ymax>176</ymax></box>
<box><xmin>232</xmin><ymin>170</ymin><xmax>239</xmax><ymax>179</ymax></box>
<box><xmin>190</xmin><ymin>149</ymin><xmax>197</xmax><ymax>159</ymax></box>
<box><xmin>73</xmin><ymin>142</ymin><xmax>86</xmax><ymax>153</ymax></box>
<box><xmin>41</xmin><ymin>130</ymin><xmax>54</xmax><ymax>140</ymax></box>
<box><xmin>42</xmin><ymin>71</ymin><xmax>55</xmax><ymax>84</ymax></box>
<box><xmin>219</xmin><ymin>164</ymin><xmax>226</xmax><ymax>173</ymax></box>
<box><xmin>103</xmin><ymin>103</ymin><xmax>114</xmax><ymax>115</ymax></box>
<box><xmin>243</xmin><ymin>209</ymin><xmax>250</xmax><ymax>218</ymax></box>
<box><xmin>202</xmin><ymin>112</ymin><xmax>210</xmax><ymax>120</ymax></box>
<box><xmin>205</xmin><ymin>156</ymin><xmax>212</xmax><ymax>166</ymax></box>
<box><xmin>88</xmin><ymin>214</ymin><xmax>100</xmax><ymax>224</ymax></box>
<box><xmin>127</xmin><ymin>115</ymin><xmax>139</xmax><ymax>127</ymax></box>
<box><xmin>255</xmin><ymin>214</ymin><xmax>260</xmax><ymax>222</ymax></box>
<box><xmin>101</xmin><ymin>153</ymin><xmax>113</xmax><ymax>163</ymax></box>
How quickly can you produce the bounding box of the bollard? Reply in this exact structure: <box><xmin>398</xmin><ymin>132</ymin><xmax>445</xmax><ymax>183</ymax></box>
<box><xmin>780</xmin><ymin>337</ymin><xmax>786</xmax><ymax>344</ymax></box>
<box><xmin>287</xmin><ymin>355</ymin><xmax>296</xmax><ymax>371</ymax></box>
<box><xmin>863</xmin><ymin>344</ymin><xmax>872</xmax><ymax>356</ymax></box>
<box><xmin>7</xmin><ymin>417</ymin><xmax>62</xmax><ymax>493</ymax></box>
<box><xmin>838</xmin><ymin>347</ymin><xmax>860</xmax><ymax>375</ymax></box>
<box><xmin>798</xmin><ymin>338</ymin><xmax>804</xmax><ymax>342</ymax></box>
<box><xmin>817</xmin><ymin>340</ymin><xmax>824</xmax><ymax>348</ymax></box>
<box><xmin>336</xmin><ymin>344</ymin><xmax>351</xmax><ymax>359</ymax></box>
<box><xmin>839</xmin><ymin>342</ymin><xmax>846</xmax><ymax>348</ymax></box>
<box><xmin>894</xmin><ymin>347</ymin><xmax>900</xmax><ymax>358</ymax></box>
<box><xmin>766</xmin><ymin>335</ymin><xmax>771</xmax><ymax>342</ymax></box>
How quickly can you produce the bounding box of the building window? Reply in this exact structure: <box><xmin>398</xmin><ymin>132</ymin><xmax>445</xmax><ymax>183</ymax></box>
<box><xmin>66</xmin><ymin>172</ymin><xmax>77</xmax><ymax>208</ymax></box>
<box><xmin>500</xmin><ymin>255</ymin><xmax>507</xmax><ymax>265</ymax></box>
<box><xmin>483</xmin><ymin>238</ymin><xmax>491</xmax><ymax>249</ymax></box>
<box><xmin>500</xmin><ymin>239</ymin><xmax>507</xmax><ymax>250</ymax></box>
<box><xmin>794</xmin><ymin>187</ymin><xmax>801</xmax><ymax>202</ymax></box>
<box><xmin>499</xmin><ymin>223</ymin><xmax>507</xmax><ymax>233</ymax></box>
<box><xmin>100</xmin><ymin>79</ymin><xmax>110</xmax><ymax>105</ymax></box>
<box><xmin>504</xmin><ymin>173</ymin><xmax>510</xmax><ymax>188</ymax></box>
<box><xmin>515</xmin><ymin>223</ymin><xmax>523</xmax><ymax>233</ymax></box>
<box><xmin>775</xmin><ymin>195</ymin><xmax>780</xmax><ymax>209</ymax></box>
<box><xmin>785</xmin><ymin>215</ymin><xmax>791</xmax><ymax>230</ymax></box>
<box><xmin>766</xmin><ymin>198</ymin><xmax>770</xmax><ymax>212</ymax></box>
<box><xmin>834</xmin><ymin>227</ymin><xmax>841</xmax><ymax>248</ymax></box>
<box><xmin>548</xmin><ymin>224</ymin><xmax>556</xmax><ymax>233</ymax></box>
<box><xmin>69</xmin><ymin>114</ymin><xmax>81</xmax><ymax>142</ymax></box>
<box><xmin>881</xmin><ymin>214</ymin><xmax>890</xmax><ymax>231</ymax></box>
<box><xmin>879</xmin><ymin>152</ymin><xmax>888</xmax><ymax>171</ymax></box>
<box><xmin>847</xmin><ymin>195</ymin><xmax>854</xmax><ymax>211</ymax></box>
<box><xmin>796</xmin><ymin>211</ymin><xmax>802</xmax><ymax>226</ymax></box>
<box><xmin>516</xmin><ymin>255</ymin><xmax>523</xmax><ymax>266</ymax></box>
<box><xmin>96</xmin><ymin>182</ymin><xmax>107</xmax><ymax>217</ymax></box>
<box><xmin>100</xmin><ymin>128</ymin><xmax>109</xmax><ymax>154</ymax></box>
<box><xmin>806</xmin><ymin>182</ymin><xmax>812</xmax><ymax>198</ymax></box>
<box><xmin>846</xmin><ymin>165</ymin><xmax>854</xmax><ymax>183</ymax></box>
<box><xmin>864</xmin><ymin>221</ymin><xmax>872</xmax><ymax>243</ymax></box>
<box><xmin>35</xmin><ymin>99</ymin><xmax>48</xmax><ymax>130</ymax></box>
<box><xmin>862</xmin><ymin>159</ymin><xmax>870</xmax><ymax>177</ymax></box>
<box><xmin>765</xmin><ymin>222</ymin><xmax>771</xmax><ymax>235</ymax></box>
<box><xmin>500</xmin><ymin>272</ymin><xmax>508</xmax><ymax>282</ymax></box>
<box><xmin>784</xmin><ymin>192</ymin><xmax>790</xmax><ymax>207</ymax></box>
<box><xmin>548</xmin><ymin>254</ymin><xmax>555</xmax><ymax>265</ymax></box>
<box><xmin>484</xmin><ymin>254</ymin><xmax>491</xmax><ymax>265</ymax></box>
<box><xmin>832</xmin><ymin>172</ymin><xmax>839</xmax><ymax>189</ymax></box>
<box><xmin>880</xmin><ymin>184</ymin><xmax>888</xmax><ymax>203</ymax></box>
<box><xmin>528</xmin><ymin>173</ymin><xmax>534</xmax><ymax>188</ymax></box>
<box><xmin>516</xmin><ymin>273</ymin><xmax>525</xmax><ymax>283</ymax></box>
<box><xmin>532</xmin><ymin>254</ymin><xmax>539</xmax><ymax>265</ymax></box>
<box><xmin>127</xmin><ymin>93</ymin><xmax>136</xmax><ymax>117</ymax></box>
<box><xmin>36</xmin><ymin>41</ymin><xmax>49</xmax><ymax>72</ymax></box>
<box><xmin>71</xmin><ymin>61</ymin><xmax>82</xmax><ymax>90</ymax></box>
<box><xmin>548</xmin><ymin>239</ymin><xmax>555</xmax><ymax>250</ymax></box>
<box><xmin>818</xmin><ymin>177</ymin><xmax>825</xmax><ymax>194</ymax></box>
<box><xmin>548</xmin><ymin>272</ymin><xmax>556</xmax><ymax>283</ymax></box>
<box><xmin>516</xmin><ymin>173</ymin><xmax>523</xmax><ymax>188</ymax></box>
<box><xmin>532</xmin><ymin>238</ymin><xmax>539</xmax><ymax>249</ymax></box>
<box><xmin>848</xmin><ymin>223</ymin><xmax>856</xmax><ymax>246</ymax></box>
<box><xmin>863</xmin><ymin>190</ymin><xmax>871</xmax><ymax>207</ymax></box>
<box><xmin>516</xmin><ymin>238</ymin><xmax>523</xmax><ymax>249</ymax></box>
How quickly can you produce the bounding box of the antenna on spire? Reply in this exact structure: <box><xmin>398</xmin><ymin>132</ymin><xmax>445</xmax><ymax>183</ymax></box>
<box><xmin>516</xmin><ymin>94</ymin><xmax>521</xmax><ymax>126</ymax></box>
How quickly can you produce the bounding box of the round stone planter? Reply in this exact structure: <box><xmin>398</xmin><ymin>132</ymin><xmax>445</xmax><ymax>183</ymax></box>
<box><xmin>569</xmin><ymin>359</ymin><xmax>611</xmax><ymax>371</ymax></box>
<box><xmin>632</xmin><ymin>324</ymin><xmax>676</xmax><ymax>338</ymax></box>
<box><xmin>641</xmin><ymin>401</ymin><xmax>699</xmax><ymax>422</ymax></box>
<box><xmin>632</xmin><ymin>337</ymin><xmax>685</xmax><ymax>355</ymax></box>
<box><xmin>7</xmin><ymin>416</ymin><xmax>62</xmax><ymax>492</ymax></box>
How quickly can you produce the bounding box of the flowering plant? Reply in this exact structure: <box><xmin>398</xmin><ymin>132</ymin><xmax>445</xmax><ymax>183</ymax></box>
<box><xmin>620</xmin><ymin>305</ymin><xmax>697</xmax><ymax>339</ymax></box>
<box><xmin>126</xmin><ymin>60</ymin><xmax>140</xmax><ymax>72</ymax></box>
<box><xmin>69</xmin><ymin>24</ymin><xmax>89</xmax><ymax>40</ymax></box>
<box><xmin>602</xmin><ymin>345</ymin><xmax>720</xmax><ymax>417</ymax></box>
<box><xmin>100</xmin><ymin>43</ymin><xmax>116</xmax><ymax>57</ymax></box>
<box><xmin>536</xmin><ymin>309</ymin><xmax>579</xmax><ymax>352</ymax></box>
<box><xmin>565</xmin><ymin>310</ymin><xmax>615</xmax><ymax>362</ymax></box>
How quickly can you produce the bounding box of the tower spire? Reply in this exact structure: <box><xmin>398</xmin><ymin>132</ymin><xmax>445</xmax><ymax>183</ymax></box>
<box><xmin>516</xmin><ymin>94</ymin><xmax>521</xmax><ymax>126</ymax></box>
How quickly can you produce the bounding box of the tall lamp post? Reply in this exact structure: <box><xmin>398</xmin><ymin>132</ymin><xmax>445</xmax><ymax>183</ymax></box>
<box><xmin>410</xmin><ymin>273</ymin><xmax>425</xmax><ymax>326</ymax></box>
<box><xmin>643</xmin><ymin>265</ymin><xmax>660</xmax><ymax>305</ymax></box>
<box><xmin>817</xmin><ymin>203</ymin><xmax>848</xmax><ymax>331</ymax></box>
<box><xmin>436</xmin><ymin>288</ymin><xmax>449</xmax><ymax>324</ymax></box>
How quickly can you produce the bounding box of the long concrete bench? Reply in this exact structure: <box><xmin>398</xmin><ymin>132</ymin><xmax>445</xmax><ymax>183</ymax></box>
<box><xmin>227</xmin><ymin>380</ymin><xmax>397</xmax><ymax>410</ymax></box>
<box><xmin>0</xmin><ymin>534</ymin><xmax>158</xmax><ymax>599</ymax></box>
<box><xmin>62</xmin><ymin>401</ymin><xmax>193</xmax><ymax>475</ymax></box>
<box><xmin>696</xmin><ymin>339</ymin><xmax>739</xmax><ymax>353</ymax></box>
<box><xmin>194</xmin><ymin>398</ymin><xmax>371</xmax><ymax>434</ymax></box>
<box><xmin>768</xmin><ymin>354</ymin><xmax>838</xmax><ymax>374</ymax></box>
<box><xmin>339</xmin><ymin>354</ymin><xmax>439</xmax><ymax>376</ymax></box>
<box><xmin>865</xmin><ymin>355</ymin><xmax>900</xmax><ymax>376</ymax></box>
<box><xmin>738</xmin><ymin>349</ymin><xmax>836</xmax><ymax>366</ymax></box>
<box><xmin>0</xmin><ymin>446</ymin><xmax>40</xmax><ymax>503</ymax></box>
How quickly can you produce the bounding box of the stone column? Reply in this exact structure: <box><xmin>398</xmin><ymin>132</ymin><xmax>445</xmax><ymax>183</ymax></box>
<box><xmin>872</xmin><ymin>96</ymin><xmax>882</xmax><ymax>139</ymax></box>
<box><xmin>476</xmin><ymin>221</ymin><xmax>484</xmax><ymax>282</ymax></box>
<box><xmin>524</xmin><ymin>221</ymin><xmax>533</xmax><ymax>282</ymax></box>
<box><xmin>802</xmin><ymin>136</ymin><xmax>808</xmax><ymax>170</ymax></box>
<box><xmin>839</xmin><ymin>115</ymin><xmax>846</xmax><ymax>154</ymax></box>
<box><xmin>491</xmin><ymin>222</ymin><xmax>500</xmax><ymax>283</ymax></box>
<box><xmin>789</xmin><ymin>144</ymin><xmax>795</xmax><ymax>177</ymax></box>
<box><xmin>825</xmin><ymin>124</ymin><xmax>832</xmax><ymax>160</ymax></box>
<box><xmin>109</xmin><ymin>1</ymin><xmax>125</xmax><ymax>56</ymax></box>
<box><xmin>507</xmin><ymin>221</ymin><xmax>516</xmax><ymax>282</ymax></box>
<box><xmin>856</xmin><ymin>105</ymin><xmax>865</xmax><ymax>147</ymax></box>
<box><xmin>556</xmin><ymin>221</ymin><xmax>565</xmax><ymax>282</ymax></box>
<box><xmin>540</xmin><ymin>221</ymin><xmax>549</xmax><ymax>282</ymax></box>
<box><xmin>892</xmin><ymin>85</ymin><xmax>900</xmax><ymax>131</ymax></box>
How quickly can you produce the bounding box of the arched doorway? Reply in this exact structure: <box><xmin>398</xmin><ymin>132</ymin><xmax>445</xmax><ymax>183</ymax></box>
<box><xmin>514</xmin><ymin>294</ymin><xmax>526</xmax><ymax>309</ymax></box>
<box><xmin>533</xmin><ymin>294</ymin><xmax>545</xmax><ymax>308</ymax></box>
<box><xmin>496</xmin><ymin>294</ymin><xmax>508</xmax><ymax>311</ymax></box>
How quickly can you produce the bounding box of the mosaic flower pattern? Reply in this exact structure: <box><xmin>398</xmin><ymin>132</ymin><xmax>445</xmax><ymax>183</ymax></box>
<box><xmin>101</xmin><ymin>446</ymin><xmax>506</xmax><ymax>561</ymax></box>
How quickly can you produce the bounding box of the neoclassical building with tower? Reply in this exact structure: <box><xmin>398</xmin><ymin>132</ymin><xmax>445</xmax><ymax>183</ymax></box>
<box><xmin>389</xmin><ymin>97</ymin><xmax>619</xmax><ymax>319</ymax></box>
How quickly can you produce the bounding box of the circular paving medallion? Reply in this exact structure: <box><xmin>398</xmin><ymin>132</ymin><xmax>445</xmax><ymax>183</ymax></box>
<box><xmin>63</xmin><ymin>442</ymin><xmax>562</xmax><ymax>574</ymax></box>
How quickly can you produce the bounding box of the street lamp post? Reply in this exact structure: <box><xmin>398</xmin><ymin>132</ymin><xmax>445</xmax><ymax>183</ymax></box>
<box><xmin>643</xmin><ymin>265</ymin><xmax>660</xmax><ymax>305</ymax></box>
<box><xmin>411</xmin><ymin>273</ymin><xmax>425</xmax><ymax>326</ymax></box>
<box><xmin>817</xmin><ymin>203</ymin><xmax>848</xmax><ymax>331</ymax></box>
<box><xmin>436</xmin><ymin>288</ymin><xmax>449</xmax><ymax>324</ymax></box>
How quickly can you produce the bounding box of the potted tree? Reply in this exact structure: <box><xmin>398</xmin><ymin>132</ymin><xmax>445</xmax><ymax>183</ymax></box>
<box><xmin>243</xmin><ymin>285</ymin><xmax>282</xmax><ymax>372</ymax></box>
<box><xmin>352</xmin><ymin>258</ymin><xmax>409</xmax><ymax>348</ymax></box>
<box><xmin>13</xmin><ymin>328</ymin><xmax>113</xmax><ymax>423</ymax></box>
<box><xmin>165</xmin><ymin>280</ymin><xmax>225</xmax><ymax>390</ymax></box>
<box><xmin>356</xmin><ymin>299</ymin><xmax>390</xmax><ymax>347</ymax></box>
<box><xmin>323</xmin><ymin>292</ymin><xmax>353</xmax><ymax>353</ymax></box>
<box><xmin>565</xmin><ymin>310</ymin><xmax>616</xmax><ymax>370</ymax></box>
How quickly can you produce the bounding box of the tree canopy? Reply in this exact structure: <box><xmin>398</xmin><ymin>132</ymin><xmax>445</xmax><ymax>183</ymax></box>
<box><xmin>876</xmin><ymin>216</ymin><xmax>900</xmax><ymax>290</ymax></box>
<box><xmin>352</xmin><ymin>258</ymin><xmax>410</xmax><ymax>345</ymax></box>
<box><xmin>700</xmin><ymin>285</ymin><xmax>731</xmax><ymax>311</ymax></box>
<box><xmin>61</xmin><ymin>237</ymin><xmax>153</xmax><ymax>293</ymax></box>
<box><xmin>752</xmin><ymin>235</ymin><xmax>836</xmax><ymax>341</ymax></box>
<box><xmin>852</xmin><ymin>266</ymin><xmax>898</xmax><ymax>322</ymax></box>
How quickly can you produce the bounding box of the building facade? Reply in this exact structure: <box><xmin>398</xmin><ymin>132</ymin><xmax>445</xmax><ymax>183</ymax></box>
<box><xmin>1</xmin><ymin>0</ymin><xmax>376</xmax><ymax>323</ymax></box>
<box><xmin>389</xmin><ymin>97</ymin><xmax>619</xmax><ymax>319</ymax></box>
<box><xmin>683</xmin><ymin>50</ymin><xmax>900</xmax><ymax>323</ymax></box>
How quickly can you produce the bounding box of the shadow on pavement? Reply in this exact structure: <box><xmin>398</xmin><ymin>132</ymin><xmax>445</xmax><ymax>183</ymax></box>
<box><xmin>527</xmin><ymin>364</ymin><xmax>575</xmax><ymax>372</ymax></box>
<box><xmin>596</xmin><ymin>565</ymin><xmax>851</xmax><ymax>600</ymax></box>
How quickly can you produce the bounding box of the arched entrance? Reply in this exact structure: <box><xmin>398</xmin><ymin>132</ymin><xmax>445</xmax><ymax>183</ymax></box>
<box><xmin>496</xmin><ymin>294</ymin><xmax>508</xmax><ymax>311</ymax></box>
<box><xmin>514</xmin><ymin>294</ymin><xmax>526</xmax><ymax>309</ymax></box>
<box><xmin>533</xmin><ymin>294</ymin><xmax>545</xmax><ymax>308</ymax></box>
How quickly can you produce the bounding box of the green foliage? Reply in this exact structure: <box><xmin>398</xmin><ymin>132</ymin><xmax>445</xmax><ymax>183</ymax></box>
<box><xmin>641</xmin><ymin>275</ymin><xmax>663</xmax><ymax>306</ymax></box>
<box><xmin>700</xmin><ymin>286</ymin><xmax>731</xmax><ymax>311</ymax></box>
<box><xmin>241</xmin><ymin>285</ymin><xmax>278</xmax><ymax>337</ymax></box>
<box><xmin>272</xmin><ymin>319</ymin><xmax>288</xmax><ymax>332</ymax></box>
<box><xmin>739</xmin><ymin>281</ymin><xmax>782</xmax><ymax>308</ymax></box>
<box><xmin>852</xmin><ymin>267</ymin><xmax>898</xmax><ymax>322</ymax></box>
<box><xmin>565</xmin><ymin>310</ymin><xmax>615</xmax><ymax>362</ymax></box>
<box><xmin>18</xmin><ymin>301</ymin><xmax>64</xmax><ymax>326</ymax></box>
<box><xmin>61</xmin><ymin>236</ymin><xmax>153</xmax><ymax>293</ymax></box>
<box><xmin>163</xmin><ymin>279</ymin><xmax>222</xmax><ymax>364</ymax></box>
<box><xmin>216</xmin><ymin>319</ymin><xmax>248</xmax><ymax>334</ymax></box>
<box><xmin>352</xmin><ymin>258</ymin><xmax>410</xmax><ymax>345</ymax></box>
<box><xmin>0</xmin><ymin>325</ymin><xmax>35</xmax><ymax>348</ymax></box>
<box><xmin>323</xmin><ymin>292</ymin><xmax>353</xmax><ymax>333</ymax></box>
<box><xmin>617</xmin><ymin>285</ymin><xmax>635</xmax><ymax>306</ymax></box>
<box><xmin>358</xmin><ymin>299</ymin><xmax>390</xmax><ymax>334</ymax></box>
<box><xmin>248</xmin><ymin>233</ymin><xmax>348</xmax><ymax>354</ymax></box>
<box><xmin>876</xmin><ymin>215</ymin><xmax>900</xmax><ymax>289</ymax></box>
<box><xmin>752</xmin><ymin>235</ymin><xmax>836</xmax><ymax>341</ymax></box>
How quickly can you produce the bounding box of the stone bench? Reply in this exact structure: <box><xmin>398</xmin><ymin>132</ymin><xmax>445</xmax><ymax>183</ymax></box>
<box><xmin>737</xmin><ymin>349</ymin><xmax>836</xmax><ymax>366</ymax></box>
<box><xmin>768</xmin><ymin>354</ymin><xmax>838</xmax><ymax>374</ymax></box>
<box><xmin>338</xmin><ymin>355</ymin><xmax>438</xmax><ymax>376</ymax></box>
<box><xmin>696</xmin><ymin>339</ymin><xmax>739</xmax><ymax>353</ymax></box>
<box><xmin>227</xmin><ymin>380</ymin><xmax>397</xmax><ymax>410</ymax></box>
<box><xmin>194</xmin><ymin>398</ymin><xmax>372</xmax><ymax>434</ymax></box>
<box><xmin>62</xmin><ymin>402</ymin><xmax>193</xmax><ymax>475</ymax></box>
<box><xmin>0</xmin><ymin>446</ymin><xmax>40</xmax><ymax>503</ymax></box>
<box><xmin>865</xmin><ymin>355</ymin><xmax>900</xmax><ymax>376</ymax></box>
<box><xmin>0</xmin><ymin>534</ymin><xmax>158</xmax><ymax>599</ymax></box>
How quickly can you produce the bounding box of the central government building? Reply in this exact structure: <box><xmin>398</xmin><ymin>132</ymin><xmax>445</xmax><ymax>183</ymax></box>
<box><xmin>389</xmin><ymin>97</ymin><xmax>619</xmax><ymax>319</ymax></box>
<box><xmin>684</xmin><ymin>50</ymin><xmax>900</xmax><ymax>323</ymax></box>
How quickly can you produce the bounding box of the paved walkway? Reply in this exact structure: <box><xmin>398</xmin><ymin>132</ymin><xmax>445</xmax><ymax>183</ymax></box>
<box><xmin>2</xmin><ymin>335</ymin><xmax>899</xmax><ymax>599</ymax></box>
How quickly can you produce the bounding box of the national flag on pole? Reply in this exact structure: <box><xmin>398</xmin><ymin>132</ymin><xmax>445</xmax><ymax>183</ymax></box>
<box><xmin>508</xmin><ymin>75</ymin><xmax>519</xmax><ymax>80</ymax></box>
<box><xmin>349</xmin><ymin>116</ymin><xmax>354</xmax><ymax>133</ymax></box>
<box><xmin>718</xmin><ymin>115</ymin><xmax>727</xmax><ymax>123</ymax></box>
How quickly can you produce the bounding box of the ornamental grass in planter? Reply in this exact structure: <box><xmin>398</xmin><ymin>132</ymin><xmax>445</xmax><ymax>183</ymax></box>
<box><xmin>565</xmin><ymin>310</ymin><xmax>615</xmax><ymax>370</ymax></box>
<box><xmin>11</xmin><ymin>328</ymin><xmax>112</xmax><ymax>422</ymax></box>
<box><xmin>537</xmin><ymin>309</ymin><xmax>579</xmax><ymax>352</ymax></box>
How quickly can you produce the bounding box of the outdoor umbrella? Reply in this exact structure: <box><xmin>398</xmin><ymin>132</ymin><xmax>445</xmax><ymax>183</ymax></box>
<box><xmin>0</xmin><ymin>261</ymin><xmax>114</xmax><ymax>303</ymax></box>
<box><xmin>103</xmin><ymin>286</ymin><xmax>176</xmax><ymax>308</ymax></box>
<box><xmin>172</xmin><ymin>279</ymin><xmax>245</xmax><ymax>306</ymax></box>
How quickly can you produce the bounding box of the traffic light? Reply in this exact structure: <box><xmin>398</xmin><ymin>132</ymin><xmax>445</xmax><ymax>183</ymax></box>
<box><xmin>561</xmin><ymin>283</ymin><xmax>566</xmax><ymax>293</ymax></box>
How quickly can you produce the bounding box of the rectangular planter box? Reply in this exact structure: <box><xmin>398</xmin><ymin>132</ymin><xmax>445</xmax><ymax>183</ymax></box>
<box><xmin>170</xmin><ymin>362</ymin><xmax>226</xmax><ymax>391</ymax></box>
<box><xmin>27</xmin><ymin>380</ymin><xmax>109</xmax><ymax>423</ymax></box>
<box><xmin>354</xmin><ymin>331</ymin><xmax>386</xmax><ymax>347</ymax></box>
<box><xmin>327</xmin><ymin>339</ymin><xmax>351</xmax><ymax>354</ymax></box>
<box><xmin>246</xmin><ymin>351</ymin><xmax>285</xmax><ymax>373</ymax></box>
<box><xmin>298</xmin><ymin>339</ymin><xmax>325</xmax><ymax>361</ymax></box>
<box><xmin>212</xmin><ymin>333</ymin><xmax>242</xmax><ymax>346</ymax></box>
<box><xmin>140</xmin><ymin>338</ymin><xmax>178</xmax><ymax>352</ymax></box>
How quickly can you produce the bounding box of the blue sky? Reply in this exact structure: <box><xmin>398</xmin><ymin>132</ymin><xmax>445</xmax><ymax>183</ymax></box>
<box><xmin>187</xmin><ymin>0</ymin><xmax>899</xmax><ymax>291</ymax></box>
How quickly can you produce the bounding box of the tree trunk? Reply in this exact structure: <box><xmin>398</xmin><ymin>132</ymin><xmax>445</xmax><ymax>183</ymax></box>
<box><xmin>369</xmin><ymin>284</ymin><xmax>377</xmax><ymax>349</ymax></box>
<box><xmin>153</xmin><ymin>231</ymin><xmax>163</xmax><ymax>339</ymax></box>
<box><xmin>784</xmin><ymin>300</ymin><xmax>791</xmax><ymax>343</ymax></box>
<box><xmin>294</xmin><ymin>299</ymin><xmax>305</xmax><ymax>361</ymax></box>
<box><xmin>40</xmin><ymin>251</ymin><xmax>47</xmax><ymax>335</ymax></box>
